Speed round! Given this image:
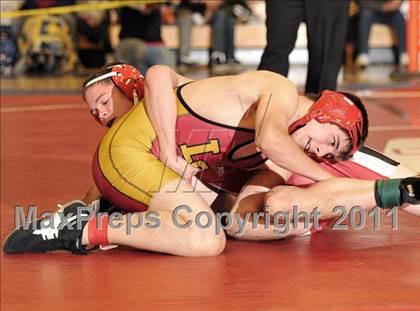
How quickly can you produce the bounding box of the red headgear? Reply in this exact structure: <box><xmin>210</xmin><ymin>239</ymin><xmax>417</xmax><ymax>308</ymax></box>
<box><xmin>288</xmin><ymin>90</ymin><xmax>364</xmax><ymax>155</ymax></box>
<box><xmin>84</xmin><ymin>64</ymin><xmax>144</xmax><ymax>102</ymax></box>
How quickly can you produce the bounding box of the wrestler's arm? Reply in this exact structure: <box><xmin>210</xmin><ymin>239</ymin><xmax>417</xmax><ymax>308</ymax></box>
<box><xmin>144</xmin><ymin>65</ymin><xmax>198</xmax><ymax>179</ymax></box>
<box><xmin>144</xmin><ymin>65</ymin><xmax>192</xmax><ymax>158</ymax></box>
<box><xmin>253</xmin><ymin>71</ymin><xmax>333</xmax><ymax>181</ymax></box>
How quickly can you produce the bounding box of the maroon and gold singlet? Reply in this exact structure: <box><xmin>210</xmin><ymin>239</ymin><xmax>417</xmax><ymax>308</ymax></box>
<box><xmin>93</xmin><ymin>83</ymin><xmax>396</xmax><ymax>212</ymax></box>
<box><xmin>93</xmin><ymin>83</ymin><xmax>266</xmax><ymax>211</ymax></box>
<box><xmin>150</xmin><ymin>83</ymin><xmax>267</xmax><ymax>193</ymax></box>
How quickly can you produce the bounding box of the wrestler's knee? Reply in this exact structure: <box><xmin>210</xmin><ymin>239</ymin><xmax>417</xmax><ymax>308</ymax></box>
<box><xmin>188</xmin><ymin>228</ymin><xmax>226</xmax><ymax>257</ymax></box>
<box><xmin>173</xmin><ymin>203</ymin><xmax>226</xmax><ymax>256</ymax></box>
<box><xmin>264</xmin><ymin>186</ymin><xmax>306</xmax><ymax>214</ymax></box>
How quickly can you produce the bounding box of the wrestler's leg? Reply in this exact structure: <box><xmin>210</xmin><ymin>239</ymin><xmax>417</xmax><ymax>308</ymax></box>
<box><xmin>265</xmin><ymin>177</ymin><xmax>419</xmax><ymax>219</ymax></box>
<box><xmin>3</xmin><ymin>165</ymin><xmax>226</xmax><ymax>256</ymax></box>
<box><xmin>226</xmin><ymin>169</ymin><xmax>310</xmax><ymax>241</ymax></box>
<box><xmin>283</xmin><ymin>147</ymin><xmax>420</xmax><ymax>218</ymax></box>
<box><xmin>209</xmin><ymin>191</ymin><xmax>237</xmax><ymax>214</ymax></box>
<box><xmin>87</xmin><ymin>101</ymin><xmax>226</xmax><ymax>256</ymax></box>
<box><xmin>82</xmin><ymin>178</ymin><xmax>226</xmax><ymax>257</ymax></box>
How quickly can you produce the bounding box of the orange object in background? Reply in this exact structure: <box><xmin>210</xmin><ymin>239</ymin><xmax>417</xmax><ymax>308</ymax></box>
<box><xmin>407</xmin><ymin>0</ymin><xmax>420</xmax><ymax>72</ymax></box>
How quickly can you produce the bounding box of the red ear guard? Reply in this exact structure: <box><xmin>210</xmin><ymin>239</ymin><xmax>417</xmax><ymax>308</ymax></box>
<box><xmin>109</xmin><ymin>64</ymin><xmax>144</xmax><ymax>101</ymax></box>
<box><xmin>84</xmin><ymin>64</ymin><xmax>144</xmax><ymax>102</ymax></box>
<box><xmin>288</xmin><ymin>90</ymin><xmax>364</xmax><ymax>155</ymax></box>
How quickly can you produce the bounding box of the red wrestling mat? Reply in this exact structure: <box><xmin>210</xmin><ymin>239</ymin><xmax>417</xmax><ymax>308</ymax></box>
<box><xmin>1</xmin><ymin>92</ymin><xmax>420</xmax><ymax>311</ymax></box>
<box><xmin>1</xmin><ymin>95</ymin><xmax>83</xmax><ymax>107</ymax></box>
<box><xmin>2</xmin><ymin>217</ymin><xmax>420</xmax><ymax>311</ymax></box>
<box><xmin>356</xmin><ymin>87</ymin><xmax>420</xmax><ymax>151</ymax></box>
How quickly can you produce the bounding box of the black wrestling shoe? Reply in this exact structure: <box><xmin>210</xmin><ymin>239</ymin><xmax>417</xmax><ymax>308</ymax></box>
<box><xmin>95</xmin><ymin>197</ymin><xmax>123</xmax><ymax>214</ymax></box>
<box><xmin>3</xmin><ymin>200</ymin><xmax>93</xmax><ymax>254</ymax></box>
<box><xmin>400</xmin><ymin>177</ymin><xmax>420</xmax><ymax>205</ymax></box>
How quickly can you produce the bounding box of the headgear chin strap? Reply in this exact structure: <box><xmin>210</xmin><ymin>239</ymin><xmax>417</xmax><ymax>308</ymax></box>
<box><xmin>288</xmin><ymin>90</ymin><xmax>364</xmax><ymax>155</ymax></box>
<box><xmin>84</xmin><ymin>64</ymin><xmax>144</xmax><ymax>104</ymax></box>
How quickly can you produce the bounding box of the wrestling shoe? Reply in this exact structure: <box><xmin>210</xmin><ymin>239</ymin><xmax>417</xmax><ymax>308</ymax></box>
<box><xmin>400</xmin><ymin>177</ymin><xmax>420</xmax><ymax>205</ymax></box>
<box><xmin>375</xmin><ymin>177</ymin><xmax>420</xmax><ymax>209</ymax></box>
<box><xmin>60</xmin><ymin>197</ymin><xmax>117</xmax><ymax>214</ymax></box>
<box><xmin>3</xmin><ymin>200</ymin><xmax>93</xmax><ymax>254</ymax></box>
<box><xmin>355</xmin><ymin>53</ymin><xmax>369</xmax><ymax>70</ymax></box>
<box><xmin>399</xmin><ymin>52</ymin><xmax>409</xmax><ymax>68</ymax></box>
<box><xmin>226</xmin><ymin>58</ymin><xmax>245</xmax><ymax>72</ymax></box>
<box><xmin>179</xmin><ymin>56</ymin><xmax>198</xmax><ymax>67</ymax></box>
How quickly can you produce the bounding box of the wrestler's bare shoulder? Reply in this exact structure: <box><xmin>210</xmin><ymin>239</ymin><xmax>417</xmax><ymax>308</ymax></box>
<box><xmin>187</xmin><ymin>70</ymin><xmax>295</xmax><ymax>93</ymax></box>
<box><xmin>181</xmin><ymin>71</ymin><xmax>299</xmax><ymax>127</ymax></box>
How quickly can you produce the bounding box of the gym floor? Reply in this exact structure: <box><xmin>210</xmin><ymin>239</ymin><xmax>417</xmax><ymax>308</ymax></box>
<box><xmin>1</xmin><ymin>66</ymin><xmax>420</xmax><ymax>310</ymax></box>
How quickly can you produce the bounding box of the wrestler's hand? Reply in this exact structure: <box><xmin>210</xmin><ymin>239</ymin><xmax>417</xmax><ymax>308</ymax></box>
<box><xmin>164</xmin><ymin>155</ymin><xmax>201</xmax><ymax>183</ymax></box>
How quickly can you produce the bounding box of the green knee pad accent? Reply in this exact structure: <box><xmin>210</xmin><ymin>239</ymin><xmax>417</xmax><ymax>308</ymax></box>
<box><xmin>374</xmin><ymin>179</ymin><xmax>402</xmax><ymax>209</ymax></box>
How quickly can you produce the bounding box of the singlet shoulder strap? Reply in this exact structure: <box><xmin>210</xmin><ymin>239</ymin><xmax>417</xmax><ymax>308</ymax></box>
<box><xmin>175</xmin><ymin>82</ymin><xmax>255</xmax><ymax>133</ymax></box>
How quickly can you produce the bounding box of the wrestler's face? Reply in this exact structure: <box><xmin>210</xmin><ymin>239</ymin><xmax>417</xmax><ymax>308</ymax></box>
<box><xmin>84</xmin><ymin>83</ymin><xmax>133</xmax><ymax>128</ymax></box>
<box><xmin>291</xmin><ymin>119</ymin><xmax>351</xmax><ymax>161</ymax></box>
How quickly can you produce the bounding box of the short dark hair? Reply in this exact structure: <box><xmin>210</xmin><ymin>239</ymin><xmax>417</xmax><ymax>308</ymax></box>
<box><xmin>339</xmin><ymin>91</ymin><xmax>369</xmax><ymax>144</ymax></box>
<box><xmin>305</xmin><ymin>91</ymin><xmax>369</xmax><ymax>160</ymax></box>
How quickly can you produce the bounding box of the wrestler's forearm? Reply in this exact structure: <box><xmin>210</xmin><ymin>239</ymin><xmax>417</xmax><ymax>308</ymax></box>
<box><xmin>254</xmin><ymin>77</ymin><xmax>332</xmax><ymax>182</ymax></box>
<box><xmin>144</xmin><ymin>65</ymin><xmax>179</xmax><ymax>158</ymax></box>
<box><xmin>257</xmin><ymin>133</ymin><xmax>333</xmax><ymax>181</ymax></box>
